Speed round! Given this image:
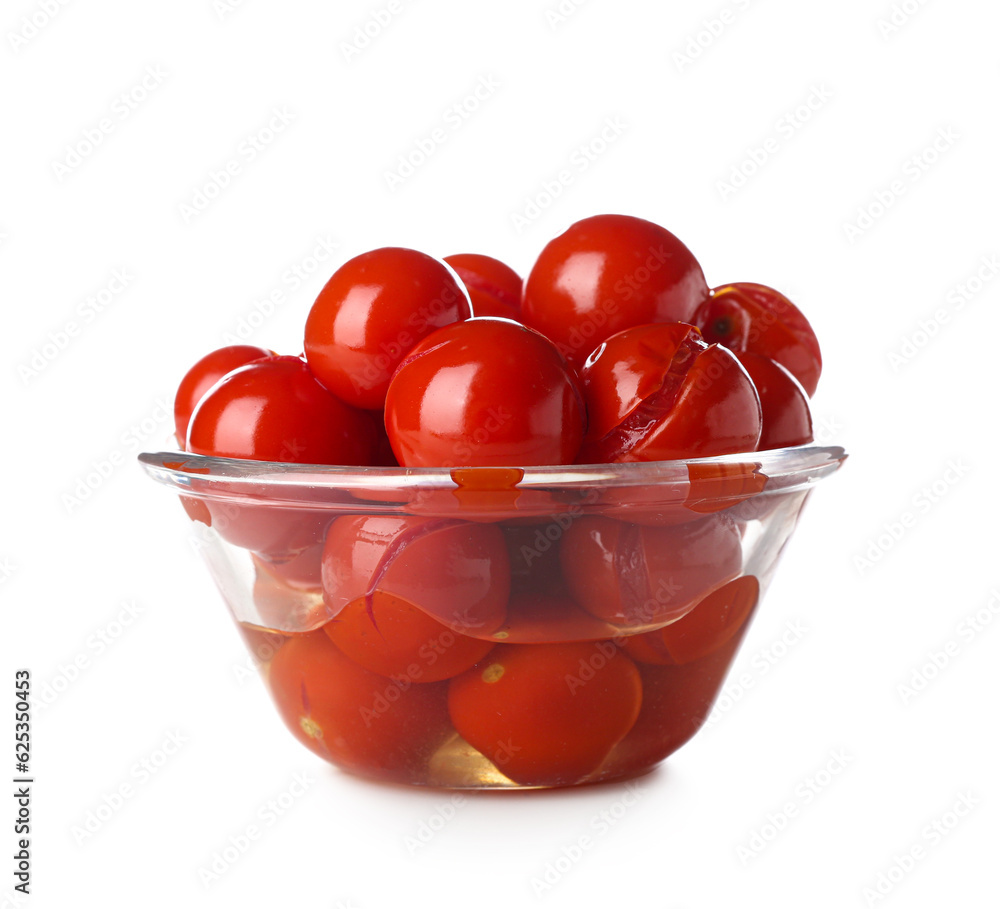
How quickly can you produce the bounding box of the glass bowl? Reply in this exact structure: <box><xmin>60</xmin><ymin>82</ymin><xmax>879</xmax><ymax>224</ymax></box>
<box><xmin>138</xmin><ymin>445</ymin><xmax>846</xmax><ymax>789</ymax></box>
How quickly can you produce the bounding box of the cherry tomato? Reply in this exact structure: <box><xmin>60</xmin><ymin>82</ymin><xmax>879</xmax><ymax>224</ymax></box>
<box><xmin>321</xmin><ymin>515</ymin><xmax>510</xmax><ymax>637</ymax></box>
<box><xmin>735</xmin><ymin>352</ymin><xmax>813</xmax><ymax>450</ymax></box>
<box><xmin>186</xmin><ymin>355</ymin><xmax>376</xmax><ymax>464</ymax></box>
<box><xmin>185</xmin><ymin>356</ymin><xmax>374</xmax><ymax>557</ymax></box>
<box><xmin>268</xmin><ymin>630</ymin><xmax>451</xmax><ymax>779</ymax></box>
<box><xmin>621</xmin><ymin>575</ymin><xmax>759</xmax><ymax>665</ymax></box>
<box><xmin>384</xmin><ymin>318</ymin><xmax>585</xmax><ymax>468</ymax></box>
<box><xmin>576</xmin><ymin>322</ymin><xmax>762</xmax><ymax>463</ymax></box>
<box><xmin>445</xmin><ymin>253</ymin><xmax>522</xmax><ymax>320</ymax></box>
<box><xmin>324</xmin><ymin>593</ymin><xmax>496</xmax><ymax>682</ymax></box>
<box><xmin>603</xmin><ymin>629</ymin><xmax>746</xmax><ymax>778</ymax></box>
<box><xmin>447</xmin><ymin>641</ymin><xmax>642</xmax><ymax>786</ymax></box>
<box><xmin>522</xmin><ymin>214</ymin><xmax>709</xmax><ymax>368</ymax></box>
<box><xmin>695</xmin><ymin>282</ymin><xmax>822</xmax><ymax>396</ymax></box>
<box><xmin>173</xmin><ymin>344</ymin><xmax>272</xmax><ymax>445</ymax></box>
<box><xmin>559</xmin><ymin>514</ymin><xmax>742</xmax><ymax>627</ymax></box>
<box><xmin>304</xmin><ymin>247</ymin><xmax>472</xmax><ymax>410</ymax></box>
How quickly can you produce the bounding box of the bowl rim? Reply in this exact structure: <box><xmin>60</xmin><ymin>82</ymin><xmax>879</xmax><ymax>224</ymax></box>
<box><xmin>138</xmin><ymin>444</ymin><xmax>847</xmax><ymax>494</ymax></box>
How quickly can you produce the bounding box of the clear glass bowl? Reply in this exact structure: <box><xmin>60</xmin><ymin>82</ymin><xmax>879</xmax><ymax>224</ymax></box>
<box><xmin>139</xmin><ymin>445</ymin><xmax>846</xmax><ymax>789</ymax></box>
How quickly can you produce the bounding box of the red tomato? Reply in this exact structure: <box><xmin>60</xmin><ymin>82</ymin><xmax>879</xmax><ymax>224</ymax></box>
<box><xmin>576</xmin><ymin>322</ymin><xmax>762</xmax><ymax>463</ymax></box>
<box><xmin>173</xmin><ymin>344</ymin><xmax>272</xmax><ymax>445</ymax></box>
<box><xmin>384</xmin><ymin>318</ymin><xmax>585</xmax><ymax>468</ymax></box>
<box><xmin>695</xmin><ymin>282</ymin><xmax>822</xmax><ymax>396</ymax></box>
<box><xmin>186</xmin><ymin>355</ymin><xmax>376</xmax><ymax>464</ymax></box>
<box><xmin>324</xmin><ymin>593</ymin><xmax>496</xmax><ymax>682</ymax></box>
<box><xmin>321</xmin><ymin>515</ymin><xmax>510</xmax><ymax>637</ymax></box>
<box><xmin>185</xmin><ymin>356</ymin><xmax>374</xmax><ymax>557</ymax></box>
<box><xmin>621</xmin><ymin>575</ymin><xmax>759</xmax><ymax>665</ymax></box>
<box><xmin>445</xmin><ymin>253</ymin><xmax>522</xmax><ymax>320</ymax></box>
<box><xmin>559</xmin><ymin>514</ymin><xmax>742</xmax><ymax>627</ymax></box>
<box><xmin>267</xmin><ymin>630</ymin><xmax>451</xmax><ymax>779</ymax></box>
<box><xmin>735</xmin><ymin>352</ymin><xmax>813</xmax><ymax>449</ymax></box>
<box><xmin>522</xmin><ymin>214</ymin><xmax>709</xmax><ymax>368</ymax></box>
<box><xmin>447</xmin><ymin>641</ymin><xmax>642</xmax><ymax>786</ymax></box>
<box><xmin>603</xmin><ymin>628</ymin><xmax>746</xmax><ymax>778</ymax></box>
<box><xmin>304</xmin><ymin>247</ymin><xmax>471</xmax><ymax>410</ymax></box>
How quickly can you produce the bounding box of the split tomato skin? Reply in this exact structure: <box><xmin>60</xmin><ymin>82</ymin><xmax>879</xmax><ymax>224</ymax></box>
<box><xmin>695</xmin><ymin>282</ymin><xmax>822</xmax><ymax>396</ymax></box>
<box><xmin>384</xmin><ymin>318</ymin><xmax>585</xmax><ymax>468</ymax></box>
<box><xmin>173</xmin><ymin>344</ymin><xmax>272</xmax><ymax>445</ymax></box>
<box><xmin>735</xmin><ymin>352</ymin><xmax>813</xmax><ymax>450</ymax></box>
<box><xmin>321</xmin><ymin>514</ymin><xmax>511</xmax><ymax>638</ymax></box>
<box><xmin>576</xmin><ymin>322</ymin><xmax>762</xmax><ymax>463</ymax></box>
<box><xmin>447</xmin><ymin>641</ymin><xmax>643</xmax><ymax>786</ymax></box>
<box><xmin>304</xmin><ymin>247</ymin><xmax>472</xmax><ymax>410</ymax></box>
<box><xmin>522</xmin><ymin>214</ymin><xmax>710</xmax><ymax>369</ymax></box>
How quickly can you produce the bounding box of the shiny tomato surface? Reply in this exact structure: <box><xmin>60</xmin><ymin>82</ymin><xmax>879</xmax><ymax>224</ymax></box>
<box><xmin>522</xmin><ymin>214</ymin><xmax>709</xmax><ymax>368</ymax></box>
<box><xmin>268</xmin><ymin>630</ymin><xmax>451</xmax><ymax>779</ymax></box>
<box><xmin>735</xmin><ymin>352</ymin><xmax>813</xmax><ymax>449</ymax></box>
<box><xmin>447</xmin><ymin>641</ymin><xmax>642</xmax><ymax>786</ymax></box>
<box><xmin>384</xmin><ymin>318</ymin><xmax>585</xmax><ymax>468</ymax></box>
<box><xmin>321</xmin><ymin>515</ymin><xmax>510</xmax><ymax>637</ymax></box>
<box><xmin>445</xmin><ymin>253</ymin><xmax>522</xmax><ymax>320</ymax></box>
<box><xmin>576</xmin><ymin>322</ymin><xmax>762</xmax><ymax>463</ymax></box>
<box><xmin>304</xmin><ymin>247</ymin><xmax>471</xmax><ymax>410</ymax></box>
<box><xmin>173</xmin><ymin>344</ymin><xmax>272</xmax><ymax>445</ymax></box>
<box><xmin>695</xmin><ymin>282</ymin><xmax>822</xmax><ymax>396</ymax></box>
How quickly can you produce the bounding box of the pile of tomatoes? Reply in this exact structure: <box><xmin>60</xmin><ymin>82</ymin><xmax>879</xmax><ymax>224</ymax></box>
<box><xmin>173</xmin><ymin>213</ymin><xmax>823</xmax><ymax>787</ymax></box>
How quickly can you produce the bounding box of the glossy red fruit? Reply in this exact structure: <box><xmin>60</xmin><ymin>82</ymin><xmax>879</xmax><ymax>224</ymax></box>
<box><xmin>447</xmin><ymin>641</ymin><xmax>642</xmax><ymax>786</ymax></box>
<box><xmin>304</xmin><ymin>247</ymin><xmax>472</xmax><ymax>410</ymax></box>
<box><xmin>324</xmin><ymin>593</ymin><xmax>496</xmax><ymax>682</ymax></box>
<box><xmin>621</xmin><ymin>575</ymin><xmax>759</xmax><ymax>665</ymax></box>
<box><xmin>173</xmin><ymin>344</ymin><xmax>272</xmax><ymax>445</ymax></box>
<box><xmin>695</xmin><ymin>282</ymin><xmax>822</xmax><ymax>396</ymax></box>
<box><xmin>604</xmin><ymin>628</ymin><xmax>747</xmax><ymax>777</ymax></box>
<box><xmin>445</xmin><ymin>253</ymin><xmax>522</xmax><ymax>320</ymax></box>
<box><xmin>321</xmin><ymin>515</ymin><xmax>510</xmax><ymax>638</ymax></box>
<box><xmin>522</xmin><ymin>214</ymin><xmax>710</xmax><ymax>369</ymax></box>
<box><xmin>384</xmin><ymin>318</ymin><xmax>585</xmax><ymax>468</ymax></box>
<box><xmin>559</xmin><ymin>514</ymin><xmax>743</xmax><ymax>628</ymax></box>
<box><xmin>576</xmin><ymin>322</ymin><xmax>762</xmax><ymax>463</ymax></box>
<box><xmin>268</xmin><ymin>630</ymin><xmax>451</xmax><ymax>779</ymax></box>
<box><xmin>186</xmin><ymin>355</ymin><xmax>376</xmax><ymax>465</ymax></box>
<box><xmin>735</xmin><ymin>352</ymin><xmax>813</xmax><ymax>450</ymax></box>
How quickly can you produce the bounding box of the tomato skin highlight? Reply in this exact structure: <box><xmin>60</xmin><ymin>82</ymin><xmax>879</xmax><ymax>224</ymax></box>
<box><xmin>445</xmin><ymin>253</ymin><xmax>523</xmax><ymax>319</ymax></box>
<box><xmin>735</xmin><ymin>352</ymin><xmax>813</xmax><ymax>450</ymax></box>
<box><xmin>384</xmin><ymin>318</ymin><xmax>585</xmax><ymax>468</ymax></box>
<box><xmin>522</xmin><ymin>214</ymin><xmax>709</xmax><ymax>369</ymax></box>
<box><xmin>268</xmin><ymin>630</ymin><xmax>451</xmax><ymax>779</ymax></box>
<box><xmin>186</xmin><ymin>355</ymin><xmax>376</xmax><ymax>465</ymax></box>
<box><xmin>173</xmin><ymin>344</ymin><xmax>272</xmax><ymax>445</ymax></box>
<box><xmin>695</xmin><ymin>282</ymin><xmax>822</xmax><ymax>396</ymax></box>
<box><xmin>576</xmin><ymin>322</ymin><xmax>762</xmax><ymax>463</ymax></box>
<box><xmin>321</xmin><ymin>515</ymin><xmax>511</xmax><ymax>638</ymax></box>
<box><xmin>447</xmin><ymin>641</ymin><xmax>642</xmax><ymax>786</ymax></box>
<box><xmin>304</xmin><ymin>247</ymin><xmax>471</xmax><ymax>410</ymax></box>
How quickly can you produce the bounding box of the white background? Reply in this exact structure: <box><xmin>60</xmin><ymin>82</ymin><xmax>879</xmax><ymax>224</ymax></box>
<box><xmin>2</xmin><ymin>0</ymin><xmax>998</xmax><ymax>906</ymax></box>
